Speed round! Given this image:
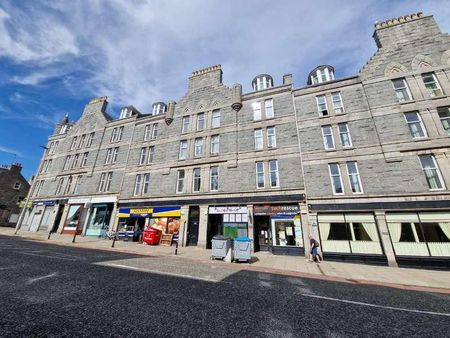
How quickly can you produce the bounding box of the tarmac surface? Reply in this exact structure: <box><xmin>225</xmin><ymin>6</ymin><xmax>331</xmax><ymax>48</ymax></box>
<box><xmin>1</xmin><ymin>236</ymin><xmax>450</xmax><ymax>337</ymax></box>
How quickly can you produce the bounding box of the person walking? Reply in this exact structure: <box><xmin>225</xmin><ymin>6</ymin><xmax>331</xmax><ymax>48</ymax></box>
<box><xmin>309</xmin><ymin>234</ymin><xmax>321</xmax><ymax>263</ymax></box>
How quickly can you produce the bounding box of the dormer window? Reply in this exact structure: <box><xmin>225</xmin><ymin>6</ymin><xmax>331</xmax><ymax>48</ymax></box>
<box><xmin>120</xmin><ymin>108</ymin><xmax>133</xmax><ymax>119</ymax></box>
<box><xmin>152</xmin><ymin>102</ymin><xmax>167</xmax><ymax>115</ymax></box>
<box><xmin>308</xmin><ymin>65</ymin><xmax>335</xmax><ymax>85</ymax></box>
<box><xmin>252</xmin><ymin>74</ymin><xmax>274</xmax><ymax>91</ymax></box>
<box><xmin>60</xmin><ymin>124</ymin><xmax>69</xmax><ymax>134</ymax></box>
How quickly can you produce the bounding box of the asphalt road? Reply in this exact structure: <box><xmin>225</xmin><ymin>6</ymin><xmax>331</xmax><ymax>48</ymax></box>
<box><xmin>1</xmin><ymin>235</ymin><xmax>449</xmax><ymax>338</ymax></box>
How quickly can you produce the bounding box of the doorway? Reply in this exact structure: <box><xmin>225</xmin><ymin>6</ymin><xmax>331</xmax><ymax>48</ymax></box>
<box><xmin>206</xmin><ymin>214</ymin><xmax>223</xmax><ymax>249</ymax></box>
<box><xmin>51</xmin><ymin>205</ymin><xmax>64</xmax><ymax>233</ymax></box>
<box><xmin>254</xmin><ymin>216</ymin><xmax>271</xmax><ymax>252</ymax></box>
<box><xmin>186</xmin><ymin>206</ymin><xmax>199</xmax><ymax>246</ymax></box>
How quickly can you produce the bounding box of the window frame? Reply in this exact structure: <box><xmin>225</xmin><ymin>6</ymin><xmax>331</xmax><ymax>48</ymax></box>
<box><xmin>418</xmin><ymin>155</ymin><xmax>445</xmax><ymax>190</ymax></box>
<box><xmin>194</xmin><ymin>137</ymin><xmax>204</xmax><ymax>157</ymax></box>
<box><xmin>139</xmin><ymin>147</ymin><xmax>148</xmax><ymax>165</ymax></box>
<box><xmin>252</xmin><ymin>102</ymin><xmax>262</xmax><ymax>121</ymax></box>
<box><xmin>328</xmin><ymin>163</ymin><xmax>344</xmax><ymax>195</ymax></box>
<box><xmin>422</xmin><ymin>72</ymin><xmax>443</xmax><ymax>97</ymax></box>
<box><xmin>211</xmin><ymin>110</ymin><xmax>221</xmax><ymax>128</ymax></box>
<box><xmin>267</xmin><ymin>126</ymin><xmax>277</xmax><ymax>148</ymax></box>
<box><xmin>254</xmin><ymin>129</ymin><xmax>263</xmax><ymax>150</ymax></box>
<box><xmin>196</xmin><ymin>113</ymin><xmax>205</xmax><ymax>131</ymax></box>
<box><xmin>331</xmin><ymin>92</ymin><xmax>344</xmax><ymax>114</ymax></box>
<box><xmin>210</xmin><ymin>135</ymin><xmax>220</xmax><ymax>155</ymax></box>
<box><xmin>404</xmin><ymin>111</ymin><xmax>428</xmax><ymax>139</ymax></box>
<box><xmin>437</xmin><ymin>107</ymin><xmax>450</xmax><ymax>135</ymax></box>
<box><xmin>192</xmin><ymin>167</ymin><xmax>201</xmax><ymax>192</ymax></box>
<box><xmin>321</xmin><ymin>125</ymin><xmax>335</xmax><ymax>150</ymax></box>
<box><xmin>176</xmin><ymin>170</ymin><xmax>185</xmax><ymax>193</ymax></box>
<box><xmin>392</xmin><ymin>78</ymin><xmax>412</xmax><ymax>102</ymax></box>
<box><xmin>255</xmin><ymin>161</ymin><xmax>265</xmax><ymax>189</ymax></box>
<box><xmin>210</xmin><ymin>166</ymin><xmax>219</xmax><ymax>191</ymax></box>
<box><xmin>265</xmin><ymin>99</ymin><xmax>274</xmax><ymax>118</ymax></box>
<box><xmin>316</xmin><ymin>95</ymin><xmax>328</xmax><ymax>117</ymax></box>
<box><xmin>338</xmin><ymin>122</ymin><xmax>352</xmax><ymax>147</ymax></box>
<box><xmin>182</xmin><ymin>116</ymin><xmax>190</xmax><ymax>133</ymax></box>
<box><xmin>269</xmin><ymin>159</ymin><xmax>280</xmax><ymax>188</ymax></box>
<box><xmin>179</xmin><ymin>140</ymin><xmax>188</xmax><ymax>160</ymax></box>
<box><xmin>346</xmin><ymin>161</ymin><xmax>363</xmax><ymax>194</ymax></box>
<box><xmin>133</xmin><ymin>174</ymin><xmax>142</xmax><ymax>196</ymax></box>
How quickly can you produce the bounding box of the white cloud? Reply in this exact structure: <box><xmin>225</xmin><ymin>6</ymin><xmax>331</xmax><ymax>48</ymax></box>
<box><xmin>1</xmin><ymin>0</ymin><xmax>450</xmax><ymax>116</ymax></box>
<box><xmin>0</xmin><ymin>145</ymin><xmax>23</xmax><ymax>157</ymax></box>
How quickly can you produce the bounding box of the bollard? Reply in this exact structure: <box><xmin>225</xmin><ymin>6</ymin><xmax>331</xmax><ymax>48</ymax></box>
<box><xmin>174</xmin><ymin>241</ymin><xmax>178</xmax><ymax>255</ymax></box>
<box><xmin>47</xmin><ymin>231</ymin><xmax>52</xmax><ymax>240</ymax></box>
<box><xmin>72</xmin><ymin>231</ymin><xmax>77</xmax><ymax>243</ymax></box>
<box><xmin>112</xmin><ymin>234</ymin><xmax>117</xmax><ymax>248</ymax></box>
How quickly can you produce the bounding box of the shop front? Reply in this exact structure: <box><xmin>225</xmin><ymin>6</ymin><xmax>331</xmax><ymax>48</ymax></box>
<box><xmin>385</xmin><ymin>211</ymin><xmax>450</xmax><ymax>268</ymax></box>
<box><xmin>317</xmin><ymin>213</ymin><xmax>386</xmax><ymax>265</ymax></box>
<box><xmin>26</xmin><ymin>200</ymin><xmax>59</xmax><ymax>232</ymax></box>
<box><xmin>116</xmin><ymin>206</ymin><xmax>181</xmax><ymax>243</ymax></box>
<box><xmin>207</xmin><ymin>206</ymin><xmax>248</xmax><ymax>249</ymax></box>
<box><xmin>84</xmin><ymin>197</ymin><xmax>116</xmax><ymax>237</ymax></box>
<box><xmin>62</xmin><ymin>204</ymin><xmax>87</xmax><ymax>235</ymax></box>
<box><xmin>254</xmin><ymin>205</ymin><xmax>304</xmax><ymax>255</ymax></box>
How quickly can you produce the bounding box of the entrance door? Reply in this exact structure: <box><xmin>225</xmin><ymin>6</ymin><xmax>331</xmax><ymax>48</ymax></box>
<box><xmin>186</xmin><ymin>206</ymin><xmax>199</xmax><ymax>246</ymax></box>
<box><xmin>254</xmin><ymin>216</ymin><xmax>271</xmax><ymax>252</ymax></box>
<box><xmin>51</xmin><ymin>205</ymin><xmax>64</xmax><ymax>233</ymax></box>
<box><xmin>38</xmin><ymin>206</ymin><xmax>53</xmax><ymax>232</ymax></box>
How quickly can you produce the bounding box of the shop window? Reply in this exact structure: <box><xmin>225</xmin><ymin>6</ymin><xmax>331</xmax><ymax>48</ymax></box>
<box><xmin>422</xmin><ymin>72</ymin><xmax>443</xmax><ymax>97</ymax></box>
<box><xmin>210</xmin><ymin>135</ymin><xmax>220</xmax><ymax>155</ymax></box>
<box><xmin>327</xmin><ymin>222</ymin><xmax>349</xmax><ymax>240</ymax></box>
<box><xmin>352</xmin><ymin>223</ymin><xmax>372</xmax><ymax>241</ymax></box>
<box><xmin>331</xmin><ymin>92</ymin><xmax>344</xmax><ymax>114</ymax></box>
<box><xmin>176</xmin><ymin>170</ymin><xmax>185</xmax><ymax>193</ymax></box>
<box><xmin>182</xmin><ymin>116</ymin><xmax>190</xmax><ymax>133</ymax></box>
<box><xmin>253</xmin><ymin>102</ymin><xmax>262</xmax><ymax>121</ymax></box>
<box><xmin>404</xmin><ymin>112</ymin><xmax>427</xmax><ymax>138</ymax></box>
<box><xmin>265</xmin><ymin>99</ymin><xmax>274</xmax><ymax>118</ymax></box>
<box><xmin>197</xmin><ymin>113</ymin><xmax>205</xmax><ymax>131</ymax></box>
<box><xmin>193</xmin><ymin>168</ymin><xmax>201</xmax><ymax>192</ymax></box>
<box><xmin>316</xmin><ymin>95</ymin><xmax>328</xmax><ymax>117</ymax></box>
<box><xmin>212</xmin><ymin>110</ymin><xmax>221</xmax><ymax>128</ymax></box>
<box><xmin>399</xmin><ymin>223</ymin><xmax>425</xmax><ymax>242</ymax></box>
<box><xmin>321</xmin><ymin>125</ymin><xmax>334</xmax><ymax>150</ymax></box>
<box><xmin>254</xmin><ymin>129</ymin><xmax>263</xmax><ymax>150</ymax></box>
<box><xmin>437</xmin><ymin>107</ymin><xmax>450</xmax><ymax>135</ymax></box>
<box><xmin>422</xmin><ymin>223</ymin><xmax>450</xmax><ymax>243</ymax></box>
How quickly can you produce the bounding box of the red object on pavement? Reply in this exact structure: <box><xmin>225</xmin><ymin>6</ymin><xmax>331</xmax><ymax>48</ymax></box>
<box><xmin>143</xmin><ymin>228</ymin><xmax>162</xmax><ymax>245</ymax></box>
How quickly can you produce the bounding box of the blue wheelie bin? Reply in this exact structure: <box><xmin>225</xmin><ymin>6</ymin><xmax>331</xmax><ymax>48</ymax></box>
<box><xmin>233</xmin><ymin>237</ymin><xmax>252</xmax><ymax>262</ymax></box>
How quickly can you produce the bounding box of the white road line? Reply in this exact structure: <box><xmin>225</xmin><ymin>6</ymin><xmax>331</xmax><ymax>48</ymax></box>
<box><xmin>301</xmin><ymin>294</ymin><xmax>450</xmax><ymax>317</ymax></box>
<box><xmin>26</xmin><ymin>272</ymin><xmax>58</xmax><ymax>285</ymax></box>
<box><xmin>100</xmin><ymin>263</ymin><xmax>220</xmax><ymax>283</ymax></box>
<box><xmin>17</xmin><ymin>252</ymin><xmax>77</xmax><ymax>261</ymax></box>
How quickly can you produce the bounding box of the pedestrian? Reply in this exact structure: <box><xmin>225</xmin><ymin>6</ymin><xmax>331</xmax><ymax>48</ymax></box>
<box><xmin>309</xmin><ymin>234</ymin><xmax>321</xmax><ymax>263</ymax></box>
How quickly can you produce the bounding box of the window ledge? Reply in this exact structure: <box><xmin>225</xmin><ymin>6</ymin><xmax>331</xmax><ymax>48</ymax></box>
<box><xmin>412</xmin><ymin>137</ymin><xmax>430</xmax><ymax>142</ymax></box>
<box><xmin>342</xmin><ymin>146</ymin><xmax>354</xmax><ymax>150</ymax></box>
<box><xmin>325</xmin><ymin>149</ymin><xmax>336</xmax><ymax>152</ymax></box>
<box><xmin>399</xmin><ymin>100</ymin><xmax>414</xmax><ymax>105</ymax></box>
<box><xmin>319</xmin><ymin>115</ymin><xmax>330</xmax><ymax>119</ymax></box>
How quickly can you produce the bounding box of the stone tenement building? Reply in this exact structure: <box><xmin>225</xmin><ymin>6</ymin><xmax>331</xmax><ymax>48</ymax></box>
<box><xmin>0</xmin><ymin>163</ymin><xmax>30</xmax><ymax>227</ymax></box>
<box><xmin>18</xmin><ymin>12</ymin><xmax>450</xmax><ymax>268</ymax></box>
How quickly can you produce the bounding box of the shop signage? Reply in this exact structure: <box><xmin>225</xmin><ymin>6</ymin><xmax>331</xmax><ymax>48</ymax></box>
<box><xmin>117</xmin><ymin>206</ymin><xmax>181</xmax><ymax>218</ymax></box>
<box><xmin>208</xmin><ymin>206</ymin><xmax>248</xmax><ymax>214</ymax></box>
<box><xmin>32</xmin><ymin>200</ymin><xmax>56</xmax><ymax>206</ymax></box>
<box><xmin>254</xmin><ymin>205</ymin><xmax>299</xmax><ymax>216</ymax></box>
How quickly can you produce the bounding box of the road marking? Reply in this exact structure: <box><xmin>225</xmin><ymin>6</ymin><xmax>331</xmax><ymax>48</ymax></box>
<box><xmin>26</xmin><ymin>272</ymin><xmax>58</xmax><ymax>285</ymax></box>
<box><xmin>17</xmin><ymin>252</ymin><xmax>77</xmax><ymax>261</ymax></box>
<box><xmin>301</xmin><ymin>294</ymin><xmax>450</xmax><ymax>317</ymax></box>
<box><xmin>100</xmin><ymin>263</ymin><xmax>220</xmax><ymax>283</ymax></box>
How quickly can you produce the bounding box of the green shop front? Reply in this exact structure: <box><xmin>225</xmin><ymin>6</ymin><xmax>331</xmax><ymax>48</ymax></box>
<box><xmin>207</xmin><ymin>206</ymin><xmax>248</xmax><ymax>249</ymax></box>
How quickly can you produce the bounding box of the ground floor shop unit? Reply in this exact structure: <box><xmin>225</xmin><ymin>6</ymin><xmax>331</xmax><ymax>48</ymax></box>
<box><xmin>21</xmin><ymin>200</ymin><xmax>65</xmax><ymax>234</ymax></box>
<box><xmin>117</xmin><ymin>194</ymin><xmax>307</xmax><ymax>256</ymax></box>
<box><xmin>310</xmin><ymin>199</ymin><xmax>450</xmax><ymax>269</ymax></box>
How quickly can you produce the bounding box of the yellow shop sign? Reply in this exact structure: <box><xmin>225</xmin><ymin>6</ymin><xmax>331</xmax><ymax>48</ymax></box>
<box><xmin>130</xmin><ymin>208</ymin><xmax>153</xmax><ymax>214</ymax></box>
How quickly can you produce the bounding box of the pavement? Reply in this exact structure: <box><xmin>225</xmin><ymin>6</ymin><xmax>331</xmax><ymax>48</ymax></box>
<box><xmin>1</xmin><ymin>235</ymin><xmax>450</xmax><ymax>337</ymax></box>
<box><xmin>3</xmin><ymin>226</ymin><xmax>450</xmax><ymax>294</ymax></box>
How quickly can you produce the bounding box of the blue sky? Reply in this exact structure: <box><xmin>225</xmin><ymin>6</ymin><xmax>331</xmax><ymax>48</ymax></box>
<box><xmin>1</xmin><ymin>0</ymin><xmax>450</xmax><ymax>179</ymax></box>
